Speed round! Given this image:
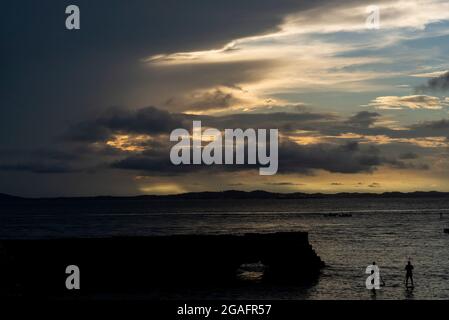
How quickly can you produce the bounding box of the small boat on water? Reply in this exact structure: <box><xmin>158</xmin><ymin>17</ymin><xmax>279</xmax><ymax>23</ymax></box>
<box><xmin>323</xmin><ymin>213</ymin><xmax>352</xmax><ymax>217</ymax></box>
<box><xmin>338</xmin><ymin>213</ymin><xmax>352</xmax><ymax>217</ymax></box>
<box><xmin>323</xmin><ymin>213</ymin><xmax>338</xmax><ymax>217</ymax></box>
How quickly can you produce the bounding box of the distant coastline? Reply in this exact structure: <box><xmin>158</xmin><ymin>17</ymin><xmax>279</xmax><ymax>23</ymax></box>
<box><xmin>2</xmin><ymin>190</ymin><xmax>449</xmax><ymax>202</ymax></box>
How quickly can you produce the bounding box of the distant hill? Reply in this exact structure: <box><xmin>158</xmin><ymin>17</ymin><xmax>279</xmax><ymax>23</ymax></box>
<box><xmin>0</xmin><ymin>193</ymin><xmax>23</xmax><ymax>201</ymax></box>
<box><xmin>1</xmin><ymin>190</ymin><xmax>449</xmax><ymax>203</ymax></box>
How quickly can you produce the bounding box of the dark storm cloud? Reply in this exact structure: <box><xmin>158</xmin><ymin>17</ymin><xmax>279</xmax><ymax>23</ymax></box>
<box><xmin>0</xmin><ymin>0</ymin><xmax>390</xmax><ymax>151</ymax></box>
<box><xmin>184</xmin><ymin>89</ymin><xmax>239</xmax><ymax>111</ymax></box>
<box><xmin>415</xmin><ymin>71</ymin><xmax>449</xmax><ymax>93</ymax></box>
<box><xmin>111</xmin><ymin>138</ymin><xmax>410</xmax><ymax>175</ymax></box>
<box><xmin>58</xmin><ymin>105</ymin><xmax>449</xmax><ymax>175</ymax></box>
<box><xmin>406</xmin><ymin>119</ymin><xmax>449</xmax><ymax>138</ymax></box>
<box><xmin>166</xmin><ymin>89</ymin><xmax>243</xmax><ymax>112</ymax></box>
<box><xmin>65</xmin><ymin>105</ymin><xmax>337</xmax><ymax>143</ymax></box>
<box><xmin>95</xmin><ymin>107</ymin><xmax>186</xmax><ymax>135</ymax></box>
<box><xmin>3</xmin><ymin>0</ymin><xmax>324</xmax><ymax>149</ymax></box>
<box><xmin>413</xmin><ymin>119</ymin><xmax>449</xmax><ymax>130</ymax></box>
<box><xmin>318</xmin><ymin>112</ymin><xmax>449</xmax><ymax>140</ymax></box>
<box><xmin>277</xmin><ymin>140</ymin><xmax>394</xmax><ymax>174</ymax></box>
<box><xmin>69</xmin><ymin>0</ymin><xmax>333</xmax><ymax>55</ymax></box>
<box><xmin>2</xmin><ymin>106</ymin><xmax>443</xmax><ymax>176</ymax></box>
<box><xmin>64</xmin><ymin>123</ymin><xmax>112</xmax><ymax>143</ymax></box>
<box><xmin>205</xmin><ymin>111</ymin><xmax>337</xmax><ymax>131</ymax></box>
<box><xmin>149</xmin><ymin>59</ymin><xmax>280</xmax><ymax>112</ymax></box>
<box><xmin>2</xmin><ymin>0</ymin><xmax>329</xmax><ymax>60</ymax></box>
<box><xmin>345</xmin><ymin>111</ymin><xmax>381</xmax><ymax>128</ymax></box>
<box><xmin>63</xmin><ymin>105</ymin><xmax>449</xmax><ymax>149</ymax></box>
<box><xmin>65</xmin><ymin>106</ymin><xmax>187</xmax><ymax>142</ymax></box>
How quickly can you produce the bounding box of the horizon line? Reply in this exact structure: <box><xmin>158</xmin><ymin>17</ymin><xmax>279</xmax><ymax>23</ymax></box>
<box><xmin>2</xmin><ymin>189</ymin><xmax>449</xmax><ymax>200</ymax></box>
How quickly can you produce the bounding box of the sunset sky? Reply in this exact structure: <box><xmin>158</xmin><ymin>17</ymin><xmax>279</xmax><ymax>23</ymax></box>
<box><xmin>2</xmin><ymin>0</ymin><xmax>449</xmax><ymax>196</ymax></box>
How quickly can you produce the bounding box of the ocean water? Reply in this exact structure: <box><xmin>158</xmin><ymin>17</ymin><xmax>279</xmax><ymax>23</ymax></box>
<box><xmin>1</xmin><ymin>197</ymin><xmax>449</xmax><ymax>300</ymax></box>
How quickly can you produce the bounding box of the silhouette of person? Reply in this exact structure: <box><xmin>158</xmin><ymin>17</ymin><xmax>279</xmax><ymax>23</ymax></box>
<box><xmin>405</xmin><ymin>260</ymin><xmax>414</xmax><ymax>287</ymax></box>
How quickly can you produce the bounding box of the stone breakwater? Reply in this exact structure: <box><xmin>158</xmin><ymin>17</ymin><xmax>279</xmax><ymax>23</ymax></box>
<box><xmin>0</xmin><ymin>232</ymin><xmax>324</xmax><ymax>297</ymax></box>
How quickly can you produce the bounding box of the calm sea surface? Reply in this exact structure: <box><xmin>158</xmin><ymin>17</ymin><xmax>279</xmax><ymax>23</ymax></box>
<box><xmin>2</xmin><ymin>197</ymin><xmax>449</xmax><ymax>299</ymax></box>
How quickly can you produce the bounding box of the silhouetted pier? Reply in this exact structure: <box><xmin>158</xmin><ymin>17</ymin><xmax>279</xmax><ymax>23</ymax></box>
<box><xmin>0</xmin><ymin>232</ymin><xmax>324</xmax><ymax>297</ymax></box>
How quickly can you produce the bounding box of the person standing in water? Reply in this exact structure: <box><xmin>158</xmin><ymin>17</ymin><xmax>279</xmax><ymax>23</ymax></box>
<box><xmin>405</xmin><ymin>260</ymin><xmax>414</xmax><ymax>287</ymax></box>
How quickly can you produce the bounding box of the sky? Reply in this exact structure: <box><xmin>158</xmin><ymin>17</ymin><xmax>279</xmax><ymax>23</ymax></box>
<box><xmin>2</xmin><ymin>0</ymin><xmax>449</xmax><ymax>196</ymax></box>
